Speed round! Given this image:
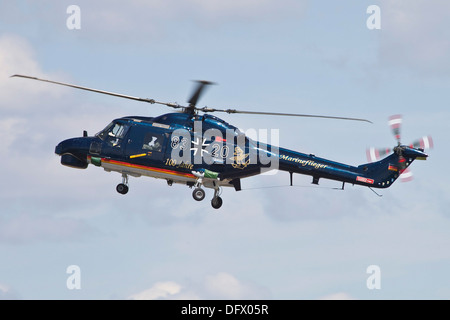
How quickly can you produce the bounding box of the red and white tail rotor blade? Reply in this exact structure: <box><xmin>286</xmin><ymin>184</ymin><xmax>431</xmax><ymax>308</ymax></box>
<box><xmin>411</xmin><ymin>135</ymin><xmax>433</xmax><ymax>150</ymax></box>
<box><xmin>366</xmin><ymin>147</ymin><xmax>379</xmax><ymax>162</ymax></box>
<box><xmin>400</xmin><ymin>167</ymin><xmax>414</xmax><ymax>182</ymax></box>
<box><xmin>388</xmin><ymin>114</ymin><xmax>402</xmax><ymax>144</ymax></box>
<box><xmin>366</xmin><ymin>147</ymin><xmax>392</xmax><ymax>162</ymax></box>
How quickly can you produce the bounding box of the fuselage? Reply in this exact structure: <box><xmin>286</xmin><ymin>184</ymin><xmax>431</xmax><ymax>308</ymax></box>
<box><xmin>55</xmin><ymin>112</ymin><xmax>428</xmax><ymax>191</ymax></box>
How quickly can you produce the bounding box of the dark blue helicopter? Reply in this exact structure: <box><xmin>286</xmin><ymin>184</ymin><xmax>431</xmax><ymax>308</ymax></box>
<box><xmin>12</xmin><ymin>75</ymin><xmax>432</xmax><ymax>209</ymax></box>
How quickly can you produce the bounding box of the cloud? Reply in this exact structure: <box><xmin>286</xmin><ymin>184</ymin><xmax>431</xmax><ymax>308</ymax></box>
<box><xmin>180</xmin><ymin>0</ymin><xmax>307</xmax><ymax>24</ymax></box>
<box><xmin>204</xmin><ymin>272</ymin><xmax>269</xmax><ymax>300</ymax></box>
<box><xmin>379</xmin><ymin>0</ymin><xmax>450</xmax><ymax>76</ymax></box>
<box><xmin>0</xmin><ymin>34</ymin><xmax>111</xmax><ymax>244</ymax></box>
<box><xmin>128</xmin><ymin>272</ymin><xmax>270</xmax><ymax>300</ymax></box>
<box><xmin>0</xmin><ymin>1</ymin><xmax>306</xmax><ymax>44</ymax></box>
<box><xmin>0</xmin><ymin>117</ymin><xmax>27</xmax><ymax>152</ymax></box>
<box><xmin>0</xmin><ymin>213</ymin><xmax>95</xmax><ymax>244</ymax></box>
<box><xmin>128</xmin><ymin>281</ymin><xmax>184</xmax><ymax>300</ymax></box>
<box><xmin>0</xmin><ymin>34</ymin><xmax>66</xmax><ymax>111</ymax></box>
<box><xmin>319</xmin><ymin>292</ymin><xmax>354</xmax><ymax>300</ymax></box>
<box><xmin>0</xmin><ymin>284</ymin><xmax>20</xmax><ymax>300</ymax></box>
<box><xmin>0</xmin><ymin>34</ymin><xmax>117</xmax><ymax>122</ymax></box>
<box><xmin>93</xmin><ymin>0</ymin><xmax>306</xmax><ymax>26</ymax></box>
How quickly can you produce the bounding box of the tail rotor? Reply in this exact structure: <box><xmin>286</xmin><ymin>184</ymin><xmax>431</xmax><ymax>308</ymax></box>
<box><xmin>410</xmin><ymin>135</ymin><xmax>434</xmax><ymax>150</ymax></box>
<box><xmin>366</xmin><ymin>115</ymin><xmax>433</xmax><ymax>182</ymax></box>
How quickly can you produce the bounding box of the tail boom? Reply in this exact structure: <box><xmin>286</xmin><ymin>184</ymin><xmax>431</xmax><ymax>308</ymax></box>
<box><xmin>277</xmin><ymin>146</ymin><xmax>428</xmax><ymax>189</ymax></box>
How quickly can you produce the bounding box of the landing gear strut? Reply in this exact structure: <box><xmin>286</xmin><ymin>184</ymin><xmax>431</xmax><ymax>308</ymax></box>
<box><xmin>116</xmin><ymin>174</ymin><xmax>129</xmax><ymax>195</ymax></box>
<box><xmin>191</xmin><ymin>170</ymin><xmax>223</xmax><ymax>209</ymax></box>
<box><xmin>192</xmin><ymin>172</ymin><xmax>206</xmax><ymax>201</ymax></box>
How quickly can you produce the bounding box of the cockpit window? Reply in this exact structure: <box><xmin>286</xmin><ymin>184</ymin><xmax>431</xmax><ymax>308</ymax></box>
<box><xmin>96</xmin><ymin>122</ymin><xmax>130</xmax><ymax>147</ymax></box>
<box><xmin>109</xmin><ymin>123</ymin><xmax>128</xmax><ymax>139</ymax></box>
<box><xmin>96</xmin><ymin>122</ymin><xmax>113</xmax><ymax>141</ymax></box>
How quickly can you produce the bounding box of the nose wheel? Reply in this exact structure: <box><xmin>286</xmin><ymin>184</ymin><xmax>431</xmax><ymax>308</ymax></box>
<box><xmin>116</xmin><ymin>174</ymin><xmax>129</xmax><ymax>195</ymax></box>
<box><xmin>116</xmin><ymin>183</ymin><xmax>129</xmax><ymax>195</ymax></box>
<box><xmin>192</xmin><ymin>187</ymin><xmax>206</xmax><ymax>201</ymax></box>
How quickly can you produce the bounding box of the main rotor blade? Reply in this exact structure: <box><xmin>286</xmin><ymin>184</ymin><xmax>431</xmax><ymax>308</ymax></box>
<box><xmin>199</xmin><ymin>107</ymin><xmax>372</xmax><ymax>123</ymax></box>
<box><xmin>11</xmin><ymin>74</ymin><xmax>373</xmax><ymax>123</ymax></box>
<box><xmin>10</xmin><ymin>74</ymin><xmax>183</xmax><ymax>109</ymax></box>
<box><xmin>187</xmin><ymin>80</ymin><xmax>216</xmax><ymax>108</ymax></box>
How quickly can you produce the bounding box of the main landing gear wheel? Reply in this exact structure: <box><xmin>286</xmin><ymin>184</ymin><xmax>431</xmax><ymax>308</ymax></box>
<box><xmin>211</xmin><ymin>186</ymin><xmax>223</xmax><ymax>209</ymax></box>
<box><xmin>192</xmin><ymin>188</ymin><xmax>206</xmax><ymax>201</ymax></box>
<box><xmin>116</xmin><ymin>183</ymin><xmax>129</xmax><ymax>195</ymax></box>
<box><xmin>211</xmin><ymin>196</ymin><xmax>223</xmax><ymax>209</ymax></box>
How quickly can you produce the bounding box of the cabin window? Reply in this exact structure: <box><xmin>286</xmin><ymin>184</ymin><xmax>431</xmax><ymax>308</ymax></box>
<box><xmin>142</xmin><ymin>133</ymin><xmax>163</xmax><ymax>152</ymax></box>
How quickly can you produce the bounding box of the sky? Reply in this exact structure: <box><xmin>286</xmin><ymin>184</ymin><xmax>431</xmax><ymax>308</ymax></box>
<box><xmin>1</xmin><ymin>0</ymin><xmax>449</xmax><ymax>300</ymax></box>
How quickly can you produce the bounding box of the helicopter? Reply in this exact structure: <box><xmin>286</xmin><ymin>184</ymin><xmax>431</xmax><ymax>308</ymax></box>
<box><xmin>12</xmin><ymin>74</ymin><xmax>431</xmax><ymax>209</ymax></box>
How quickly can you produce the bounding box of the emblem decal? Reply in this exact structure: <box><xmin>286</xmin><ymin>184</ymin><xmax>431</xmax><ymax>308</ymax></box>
<box><xmin>230</xmin><ymin>146</ymin><xmax>250</xmax><ymax>169</ymax></box>
<box><xmin>190</xmin><ymin>137</ymin><xmax>210</xmax><ymax>157</ymax></box>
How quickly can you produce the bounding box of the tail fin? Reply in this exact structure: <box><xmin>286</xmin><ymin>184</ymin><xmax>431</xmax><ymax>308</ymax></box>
<box><xmin>358</xmin><ymin>146</ymin><xmax>428</xmax><ymax>188</ymax></box>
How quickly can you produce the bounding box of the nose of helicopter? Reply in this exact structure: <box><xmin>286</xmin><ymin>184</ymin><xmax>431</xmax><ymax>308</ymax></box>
<box><xmin>55</xmin><ymin>137</ymin><xmax>89</xmax><ymax>155</ymax></box>
<box><xmin>54</xmin><ymin>141</ymin><xmax>64</xmax><ymax>155</ymax></box>
<box><xmin>55</xmin><ymin>137</ymin><xmax>92</xmax><ymax>169</ymax></box>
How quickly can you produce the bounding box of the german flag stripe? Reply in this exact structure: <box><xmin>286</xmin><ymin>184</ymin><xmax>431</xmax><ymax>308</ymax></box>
<box><xmin>100</xmin><ymin>158</ymin><xmax>195</xmax><ymax>179</ymax></box>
